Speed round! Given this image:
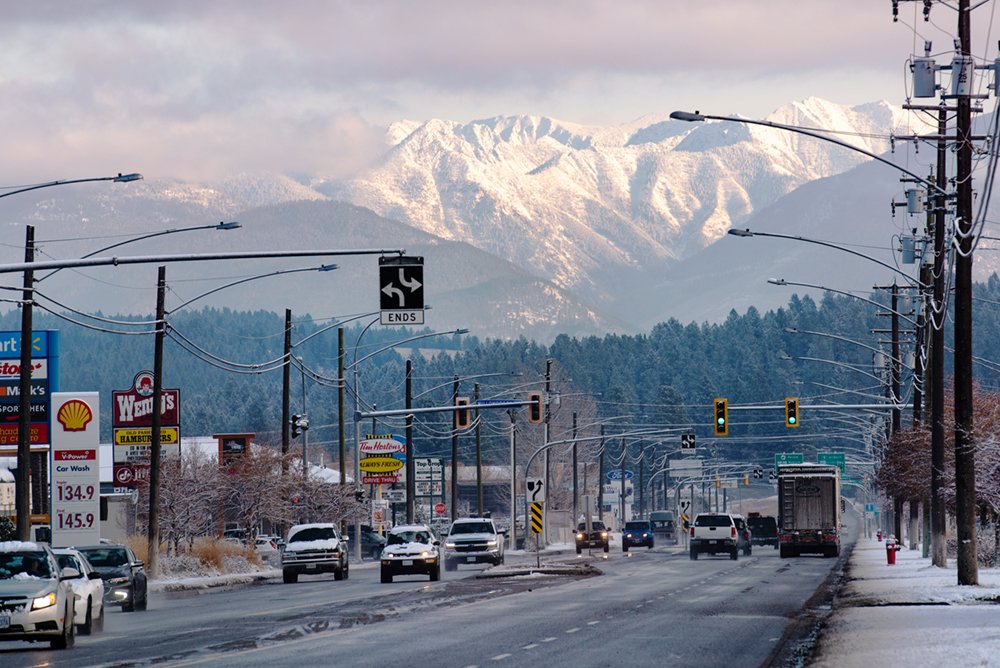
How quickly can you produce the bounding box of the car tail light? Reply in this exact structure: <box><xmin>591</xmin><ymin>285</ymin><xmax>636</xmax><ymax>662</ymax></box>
<box><xmin>690</xmin><ymin>526</ymin><xmax>694</xmax><ymax>538</ymax></box>
<box><xmin>731</xmin><ymin>526</ymin><xmax>737</xmax><ymax>539</ymax></box>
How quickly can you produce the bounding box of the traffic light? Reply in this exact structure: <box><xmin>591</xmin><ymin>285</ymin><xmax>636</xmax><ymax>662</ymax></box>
<box><xmin>713</xmin><ymin>398</ymin><xmax>728</xmax><ymax>436</ymax></box>
<box><xmin>455</xmin><ymin>396</ymin><xmax>471</xmax><ymax>429</ymax></box>
<box><xmin>291</xmin><ymin>494</ymin><xmax>302</xmax><ymax>505</ymax></box>
<box><xmin>527</xmin><ymin>392</ymin><xmax>544</xmax><ymax>424</ymax></box>
<box><xmin>785</xmin><ymin>397</ymin><xmax>800</xmax><ymax>428</ymax></box>
<box><xmin>291</xmin><ymin>414</ymin><xmax>301</xmax><ymax>438</ymax></box>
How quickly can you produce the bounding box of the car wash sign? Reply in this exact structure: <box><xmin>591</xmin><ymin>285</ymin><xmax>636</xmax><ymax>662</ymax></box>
<box><xmin>112</xmin><ymin>371</ymin><xmax>181</xmax><ymax>489</ymax></box>
<box><xmin>50</xmin><ymin>392</ymin><xmax>100</xmax><ymax>547</ymax></box>
<box><xmin>358</xmin><ymin>434</ymin><xmax>406</xmax><ymax>484</ymax></box>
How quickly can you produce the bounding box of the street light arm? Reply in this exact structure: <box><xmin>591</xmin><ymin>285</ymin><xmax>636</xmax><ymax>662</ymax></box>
<box><xmin>768</xmin><ymin>278</ymin><xmax>920</xmax><ymax>327</ymax></box>
<box><xmin>0</xmin><ymin>173</ymin><xmax>142</xmax><ymax>199</ymax></box>
<box><xmin>784</xmin><ymin>327</ymin><xmax>907</xmax><ymax>367</ymax></box>
<box><xmin>732</xmin><ymin>229</ymin><xmax>921</xmax><ymax>287</ymax></box>
<box><xmin>349</xmin><ymin>328</ymin><xmax>469</xmax><ymax>370</ymax></box>
<box><xmin>670</xmin><ymin>111</ymin><xmax>947</xmax><ymax>197</ymax></box>
<box><xmin>37</xmin><ymin>221</ymin><xmax>242</xmax><ymax>283</ymax></box>
<box><xmin>167</xmin><ymin>264</ymin><xmax>337</xmax><ymax>314</ymax></box>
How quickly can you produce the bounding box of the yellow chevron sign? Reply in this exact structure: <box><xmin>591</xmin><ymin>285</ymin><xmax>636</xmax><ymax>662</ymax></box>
<box><xmin>530</xmin><ymin>501</ymin><xmax>543</xmax><ymax>534</ymax></box>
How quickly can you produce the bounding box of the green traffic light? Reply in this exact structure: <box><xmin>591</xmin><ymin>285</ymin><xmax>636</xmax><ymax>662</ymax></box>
<box><xmin>717</xmin><ymin>417</ymin><xmax>726</xmax><ymax>426</ymax></box>
<box><xmin>787</xmin><ymin>417</ymin><xmax>796</xmax><ymax>425</ymax></box>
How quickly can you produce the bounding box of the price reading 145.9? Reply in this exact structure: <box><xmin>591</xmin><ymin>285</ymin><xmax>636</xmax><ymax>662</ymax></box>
<box><xmin>56</xmin><ymin>484</ymin><xmax>96</xmax><ymax>502</ymax></box>
<box><xmin>56</xmin><ymin>512</ymin><xmax>95</xmax><ymax>530</ymax></box>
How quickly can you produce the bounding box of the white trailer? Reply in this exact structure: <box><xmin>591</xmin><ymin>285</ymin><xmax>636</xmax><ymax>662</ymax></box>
<box><xmin>777</xmin><ymin>464</ymin><xmax>841</xmax><ymax>558</ymax></box>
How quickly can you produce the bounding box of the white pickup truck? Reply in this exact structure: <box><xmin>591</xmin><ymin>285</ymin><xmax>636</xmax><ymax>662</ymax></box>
<box><xmin>689</xmin><ymin>512</ymin><xmax>742</xmax><ymax>560</ymax></box>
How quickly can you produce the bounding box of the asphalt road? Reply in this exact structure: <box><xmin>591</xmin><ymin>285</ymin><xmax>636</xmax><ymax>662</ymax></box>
<box><xmin>0</xmin><ymin>522</ymin><xmax>858</xmax><ymax>668</ymax></box>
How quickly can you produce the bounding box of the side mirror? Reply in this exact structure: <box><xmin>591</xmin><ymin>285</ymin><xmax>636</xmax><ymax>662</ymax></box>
<box><xmin>88</xmin><ymin>572</ymin><xmax>103</xmax><ymax>581</ymax></box>
<box><xmin>133</xmin><ymin>560</ymin><xmax>145</xmax><ymax>568</ymax></box>
<box><xmin>60</xmin><ymin>567</ymin><xmax>82</xmax><ymax>580</ymax></box>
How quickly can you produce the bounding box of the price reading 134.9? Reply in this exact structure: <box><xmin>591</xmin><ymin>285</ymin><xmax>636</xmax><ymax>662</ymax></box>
<box><xmin>56</xmin><ymin>484</ymin><xmax>96</xmax><ymax>502</ymax></box>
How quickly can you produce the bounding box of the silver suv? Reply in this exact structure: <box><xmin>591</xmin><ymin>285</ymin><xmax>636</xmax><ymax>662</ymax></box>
<box><xmin>443</xmin><ymin>518</ymin><xmax>504</xmax><ymax>570</ymax></box>
<box><xmin>0</xmin><ymin>541</ymin><xmax>79</xmax><ymax>649</ymax></box>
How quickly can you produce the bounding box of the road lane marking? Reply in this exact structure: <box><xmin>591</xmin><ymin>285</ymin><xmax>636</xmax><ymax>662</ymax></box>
<box><xmin>566</xmin><ymin>627</ymin><xmax>581</xmax><ymax>633</ymax></box>
<box><xmin>542</xmin><ymin>637</ymin><xmax>557</xmax><ymax>642</ymax></box>
<box><xmin>523</xmin><ymin>643</ymin><xmax>539</xmax><ymax>650</ymax></box>
<box><xmin>491</xmin><ymin>655</ymin><xmax>511</xmax><ymax>661</ymax></box>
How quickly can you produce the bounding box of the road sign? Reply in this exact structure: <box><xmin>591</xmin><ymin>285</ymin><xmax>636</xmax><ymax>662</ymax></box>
<box><xmin>434</xmin><ymin>502</ymin><xmax>446</xmax><ymax>515</ymax></box>
<box><xmin>680</xmin><ymin>433</ymin><xmax>696</xmax><ymax>449</ymax></box>
<box><xmin>818</xmin><ymin>452</ymin><xmax>846</xmax><ymax>475</ymax></box>
<box><xmin>530</xmin><ymin>501</ymin><xmax>543</xmax><ymax>534</ymax></box>
<box><xmin>606</xmin><ymin>469</ymin><xmax>634</xmax><ymax>481</ymax></box>
<box><xmin>753</xmin><ymin>467</ymin><xmax>764</xmax><ymax>479</ymax></box>
<box><xmin>382</xmin><ymin>488</ymin><xmax>406</xmax><ymax>503</ymax></box>
<box><xmin>379</xmin><ymin>255</ymin><xmax>424</xmax><ymax>325</ymax></box>
<box><xmin>527</xmin><ymin>479</ymin><xmax>544</xmax><ymax>501</ymax></box>
<box><xmin>774</xmin><ymin>452</ymin><xmax>804</xmax><ymax>472</ymax></box>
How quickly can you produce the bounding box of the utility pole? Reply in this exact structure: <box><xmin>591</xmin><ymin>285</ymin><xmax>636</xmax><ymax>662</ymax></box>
<box><xmin>147</xmin><ymin>266</ymin><xmax>166</xmax><ymax>578</ymax></box>
<box><xmin>15</xmin><ymin>226</ymin><xmax>34</xmax><ymax>540</ymax></box>
<box><xmin>475</xmin><ymin>383</ymin><xmax>483</xmax><ymax>516</ymax></box>
<box><xmin>338</xmin><ymin>327</ymin><xmax>346</xmax><ymax>485</ymax></box>
<box><xmin>405</xmin><ymin>359</ymin><xmax>414</xmax><ymax>523</ymax></box>
<box><xmin>542</xmin><ymin>359</ymin><xmax>551</xmax><ymax>544</ymax></box>
<box><xmin>597</xmin><ymin>426</ymin><xmax>605</xmax><ymax>522</ymax></box>
<box><xmin>450</xmin><ymin>375</ymin><xmax>459</xmax><ymax>521</ymax></box>
<box><xmin>930</xmin><ymin>104</ymin><xmax>948</xmax><ymax>567</ymax></box>
<box><xmin>952</xmin><ymin>0</ymin><xmax>978</xmax><ymax>585</ymax></box>
<box><xmin>571</xmin><ymin>412</ymin><xmax>578</xmax><ymax>523</ymax></box>
<box><xmin>281</xmin><ymin>309</ymin><xmax>292</xmax><ymax>474</ymax></box>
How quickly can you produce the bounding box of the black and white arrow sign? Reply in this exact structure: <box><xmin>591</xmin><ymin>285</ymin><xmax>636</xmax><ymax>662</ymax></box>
<box><xmin>379</xmin><ymin>256</ymin><xmax>424</xmax><ymax>325</ymax></box>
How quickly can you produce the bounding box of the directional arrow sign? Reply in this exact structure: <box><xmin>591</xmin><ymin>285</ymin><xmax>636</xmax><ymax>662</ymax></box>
<box><xmin>379</xmin><ymin>256</ymin><xmax>425</xmax><ymax>325</ymax></box>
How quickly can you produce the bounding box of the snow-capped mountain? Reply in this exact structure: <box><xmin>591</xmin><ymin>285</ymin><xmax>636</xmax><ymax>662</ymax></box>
<box><xmin>314</xmin><ymin>98</ymin><xmax>913</xmax><ymax>310</ymax></box>
<box><xmin>2</xmin><ymin>97</ymin><xmax>973</xmax><ymax>341</ymax></box>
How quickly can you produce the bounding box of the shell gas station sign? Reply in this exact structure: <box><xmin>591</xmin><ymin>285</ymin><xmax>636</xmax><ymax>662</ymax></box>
<box><xmin>50</xmin><ymin>392</ymin><xmax>100</xmax><ymax>547</ymax></box>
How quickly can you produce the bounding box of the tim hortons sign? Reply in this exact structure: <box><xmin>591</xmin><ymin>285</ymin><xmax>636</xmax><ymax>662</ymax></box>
<box><xmin>112</xmin><ymin>370</ymin><xmax>180</xmax><ymax>427</ymax></box>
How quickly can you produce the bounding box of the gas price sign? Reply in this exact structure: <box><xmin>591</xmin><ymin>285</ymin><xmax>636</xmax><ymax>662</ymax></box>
<box><xmin>50</xmin><ymin>392</ymin><xmax>101</xmax><ymax>547</ymax></box>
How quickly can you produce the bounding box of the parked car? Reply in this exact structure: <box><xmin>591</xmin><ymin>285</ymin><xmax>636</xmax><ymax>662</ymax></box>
<box><xmin>443</xmin><ymin>517</ymin><xmax>505</xmax><ymax>570</ymax></box>
<box><xmin>622</xmin><ymin>519</ymin><xmax>655</xmax><ymax>551</ymax></box>
<box><xmin>380</xmin><ymin>524</ymin><xmax>440</xmax><ymax>583</ymax></box>
<box><xmin>76</xmin><ymin>544</ymin><xmax>149</xmax><ymax>612</ymax></box>
<box><xmin>575</xmin><ymin>520</ymin><xmax>610</xmax><ymax>554</ymax></box>
<box><xmin>346</xmin><ymin>526</ymin><xmax>388</xmax><ymax>560</ymax></box>
<box><xmin>53</xmin><ymin>548</ymin><xmax>106</xmax><ymax>634</ymax></box>
<box><xmin>746</xmin><ymin>513</ymin><xmax>779</xmax><ymax>549</ymax></box>
<box><xmin>0</xmin><ymin>541</ymin><xmax>78</xmax><ymax>649</ymax></box>
<box><xmin>281</xmin><ymin>523</ymin><xmax>349</xmax><ymax>583</ymax></box>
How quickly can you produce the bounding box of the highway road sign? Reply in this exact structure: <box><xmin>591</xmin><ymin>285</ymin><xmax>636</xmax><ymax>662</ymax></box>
<box><xmin>818</xmin><ymin>452</ymin><xmax>846</xmax><ymax>475</ymax></box>
<box><xmin>680</xmin><ymin>433</ymin><xmax>696</xmax><ymax>449</ymax></box>
<box><xmin>379</xmin><ymin>256</ymin><xmax>424</xmax><ymax>325</ymax></box>
<box><xmin>774</xmin><ymin>452</ymin><xmax>804</xmax><ymax>472</ymax></box>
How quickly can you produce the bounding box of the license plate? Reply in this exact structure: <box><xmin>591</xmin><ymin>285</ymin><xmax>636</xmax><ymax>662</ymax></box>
<box><xmin>708</xmin><ymin>540</ymin><xmax>718</xmax><ymax>545</ymax></box>
<box><xmin>466</xmin><ymin>556</ymin><xmax>476</xmax><ymax>563</ymax></box>
<box><xmin>0</xmin><ymin>616</ymin><xmax>9</xmax><ymax>629</ymax></box>
<box><xmin>402</xmin><ymin>560</ymin><xmax>413</xmax><ymax>566</ymax></box>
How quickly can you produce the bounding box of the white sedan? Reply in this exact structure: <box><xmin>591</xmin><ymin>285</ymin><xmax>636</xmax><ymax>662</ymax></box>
<box><xmin>53</xmin><ymin>548</ymin><xmax>105</xmax><ymax>634</ymax></box>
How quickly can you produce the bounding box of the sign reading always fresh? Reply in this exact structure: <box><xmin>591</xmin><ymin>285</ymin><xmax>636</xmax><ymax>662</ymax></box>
<box><xmin>112</xmin><ymin>370</ymin><xmax>181</xmax><ymax>490</ymax></box>
<box><xmin>359</xmin><ymin>434</ymin><xmax>406</xmax><ymax>484</ymax></box>
<box><xmin>50</xmin><ymin>392</ymin><xmax>100</xmax><ymax>548</ymax></box>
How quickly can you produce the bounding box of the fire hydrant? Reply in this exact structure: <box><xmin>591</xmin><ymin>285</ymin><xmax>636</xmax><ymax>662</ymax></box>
<box><xmin>885</xmin><ymin>537</ymin><xmax>900</xmax><ymax>565</ymax></box>
<box><xmin>877</xmin><ymin>530</ymin><xmax>883</xmax><ymax>542</ymax></box>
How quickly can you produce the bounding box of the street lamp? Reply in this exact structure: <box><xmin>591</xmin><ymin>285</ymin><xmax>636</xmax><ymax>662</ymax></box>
<box><xmin>7</xmin><ymin>172</ymin><xmax>143</xmax><ymax>540</ymax></box>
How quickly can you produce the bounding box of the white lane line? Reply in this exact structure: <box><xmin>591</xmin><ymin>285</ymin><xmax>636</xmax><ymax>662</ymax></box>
<box><xmin>542</xmin><ymin>637</ymin><xmax>558</xmax><ymax>643</ymax></box>
<box><xmin>587</xmin><ymin>620</ymin><xmax>600</xmax><ymax>626</ymax></box>
<box><xmin>491</xmin><ymin>654</ymin><xmax>511</xmax><ymax>661</ymax></box>
<box><xmin>566</xmin><ymin>627</ymin><xmax>581</xmax><ymax>634</ymax></box>
<box><xmin>523</xmin><ymin>643</ymin><xmax>539</xmax><ymax>650</ymax></box>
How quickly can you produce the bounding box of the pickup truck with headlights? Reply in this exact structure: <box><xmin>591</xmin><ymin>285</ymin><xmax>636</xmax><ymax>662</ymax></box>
<box><xmin>575</xmin><ymin>520</ymin><xmax>610</xmax><ymax>554</ymax></box>
<box><xmin>443</xmin><ymin>518</ymin><xmax>504</xmax><ymax>570</ymax></box>
<box><xmin>281</xmin><ymin>523</ymin><xmax>350</xmax><ymax>583</ymax></box>
<box><xmin>689</xmin><ymin>512</ymin><xmax>740</xmax><ymax>560</ymax></box>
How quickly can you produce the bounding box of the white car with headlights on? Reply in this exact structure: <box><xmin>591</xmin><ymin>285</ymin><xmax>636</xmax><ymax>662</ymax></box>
<box><xmin>53</xmin><ymin>548</ymin><xmax>105</xmax><ymax>634</ymax></box>
<box><xmin>380</xmin><ymin>524</ymin><xmax>440</xmax><ymax>583</ymax></box>
<box><xmin>0</xmin><ymin>541</ymin><xmax>78</xmax><ymax>650</ymax></box>
<box><xmin>443</xmin><ymin>517</ymin><xmax>504</xmax><ymax>570</ymax></box>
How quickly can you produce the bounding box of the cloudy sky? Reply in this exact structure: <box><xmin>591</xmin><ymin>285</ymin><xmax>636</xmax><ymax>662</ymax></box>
<box><xmin>0</xmin><ymin>1</ymin><xmax>990</xmax><ymax>183</ymax></box>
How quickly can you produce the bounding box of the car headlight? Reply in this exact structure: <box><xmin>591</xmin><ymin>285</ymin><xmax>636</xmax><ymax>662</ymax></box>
<box><xmin>485</xmin><ymin>539</ymin><xmax>497</xmax><ymax>547</ymax></box>
<box><xmin>625</xmin><ymin>533</ymin><xmax>633</xmax><ymax>538</ymax></box>
<box><xmin>576</xmin><ymin>533</ymin><xmax>585</xmax><ymax>540</ymax></box>
<box><xmin>444</xmin><ymin>540</ymin><xmax>456</xmax><ymax>548</ymax></box>
<box><xmin>108</xmin><ymin>577</ymin><xmax>129</xmax><ymax>586</ymax></box>
<box><xmin>600</xmin><ymin>532</ymin><xmax>608</xmax><ymax>538</ymax></box>
<box><xmin>32</xmin><ymin>592</ymin><xmax>57</xmax><ymax>610</ymax></box>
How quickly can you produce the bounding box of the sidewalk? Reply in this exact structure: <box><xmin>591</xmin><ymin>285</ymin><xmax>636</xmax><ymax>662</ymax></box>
<box><xmin>809</xmin><ymin>536</ymin><xmax>1000</xmax><ymax>667</ymax></box>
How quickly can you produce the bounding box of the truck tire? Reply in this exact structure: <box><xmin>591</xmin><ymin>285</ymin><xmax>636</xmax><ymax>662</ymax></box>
<box><xmin>603</xmin><ymin>542</ymin><xmax>609</xmax><ymax>553</ymax></box>
<box><xmin>381</xmin><ymin>570</ymin><xmax>392</xmax><ymax>583</ymax></box>
<box><xmin>730</xmin><ymin>548</ymin><xmax>738</xmax><ymax>560</ymax></box>
<box><xmin>622</xmin><ymin>542</ymin><xmax>629</xmax><ymax>552</ymax></box>
<box><xmin>779</xmin><ymin>545</ymin><xmax>789</xmax><ymax>558</ymax></box>
<box><xmin>283</xmin><ymin>569</ymin><xmax>298</xmax><ymax>584</ymax></box>
<box><xmin>575</xmin><ymin>545</ymin><xmax>582</xmax><ymax>555</ymax></box>
<box><xmin>689</xmin><ymin>548</ymin><xmax>698</xmax><ymax>560</ymax></box>
<box><xmin>445</xmin><ymin>559</ymin><xmax>457</xmax><ymax>571</ymax></box>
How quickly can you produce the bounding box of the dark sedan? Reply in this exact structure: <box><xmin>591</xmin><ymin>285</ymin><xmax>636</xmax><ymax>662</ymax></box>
<box><xmin>76</xmin><ymin>544</ymin><xmax>148</xmax><ymax>612</ymax></box>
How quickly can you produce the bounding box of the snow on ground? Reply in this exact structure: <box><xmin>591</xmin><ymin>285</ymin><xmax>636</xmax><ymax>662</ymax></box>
<box><xmin>810</xmin><ymin>537</ymin><xmax>1000</xmax><ymax>667</ymax></box>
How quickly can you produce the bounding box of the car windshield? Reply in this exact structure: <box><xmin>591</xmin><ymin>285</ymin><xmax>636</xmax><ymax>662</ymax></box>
<box><xmin>577</xmin><ymin>522</ymin><xmax>606</xmax><ymax>531</ymax></box>
<box><xmin>624</xmin><ymin>522</ymin><xmax>649</xmax><ymax>530</ymax></box>
<box><xmin>387</xmin><ymin>530</ymin><xmax>432</xmax><ymax>545</ymax></box>
<box><xmin>55</xmin><ymin>554</ymin><xmax>84</xmax><ymax>572</ymax></box>
<box><xmin>652</xmin><ymin>519</ymin><xmax>674</xmax><ymax>529</ymax></box>
<box><xmin>0</xmin><ymin>552</ymin><xmax>52</xmax><ymax>579</ymax></box>
<box><xmin>695</xmin><ymin>515</ymin><xmax>733</xmax><ymax>527</ymax></box>
<box><xmin>289</xmin><ymin>527</ymin><xmax>337</xmax><ymax>543</ymax></box>
<box><xmin>79</xmin><ymin>547</ymin><xmax>129</xmax><ymax>567</ymax></box>
<box><xmin>449</xmin><ymin>522</ymin><xmax>492</xmax><ymax>535</ymax></box>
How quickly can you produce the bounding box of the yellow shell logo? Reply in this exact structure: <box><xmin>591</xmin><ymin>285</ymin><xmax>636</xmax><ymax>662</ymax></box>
<box><xmin>57</xmin><ymin>399</ymin><xmax>93</xmax><ymax>432</ymax></box>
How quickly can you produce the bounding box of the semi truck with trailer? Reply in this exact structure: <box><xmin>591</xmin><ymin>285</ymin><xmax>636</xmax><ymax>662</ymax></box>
<box><xmin>777</xmin><ymin>463</ymin><xmax>842</xmax><ymax>558</ymax></box>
